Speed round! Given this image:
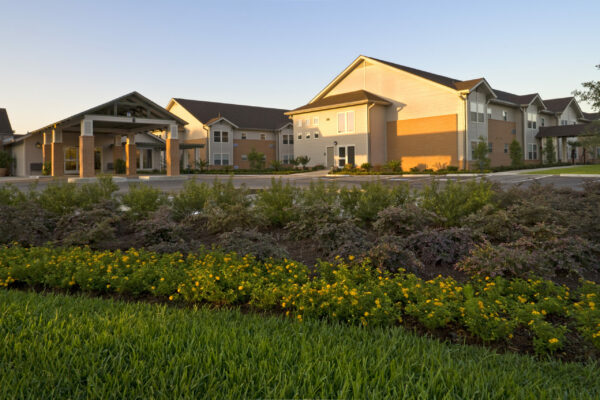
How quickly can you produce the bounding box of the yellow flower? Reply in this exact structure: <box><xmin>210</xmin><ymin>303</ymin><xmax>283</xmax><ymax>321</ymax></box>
<box><xmin>348</xmin><ymin>255</ymin><xmax>355</xmax><ymax>261</ymax></box>
<box><xmin>548</xmin><ymin>338</ymin><xmax>559</xmax><ymax>344</ymax></box>
<box><xmin>238</xmin><ymin>285</ymin><xmax>244</xmax><ymax>291</ymax></box>
<box><xmin>169</xmin><ymin>295</ymin><xmax>174</xmax><ymax>301</ymax></box>
<box><xmin>364</xmin><ymin>311</ymin><xmax>369</xmax><ymax>317</ymax></box>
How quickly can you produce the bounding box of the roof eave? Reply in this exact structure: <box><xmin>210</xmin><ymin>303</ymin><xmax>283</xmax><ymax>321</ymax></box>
<box><xmin>285</xmin><ymin>99</ymin><xmax>390</xmax><ymax>116</ymax></box>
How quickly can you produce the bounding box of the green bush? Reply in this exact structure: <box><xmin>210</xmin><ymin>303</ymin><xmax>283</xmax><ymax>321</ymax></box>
<box><xmin>420</xmin><ymin>179</ymin><xmax>494</xmax><ymax>226</ymax></box>
<box><xmin>340</xmin><ymin>181</ymin><xmax>411</xmax><ymax>225</ymax></box>
<box><xmin>384</xmin><ymin>160</ymin><xmax>402</xmax><ymax>173</ymax></box>
<box><xmin>121</xmin><ymin>183</ymin><xmax>167</xmax><ymax>217</ymax></box>
<box><xmin>114</xmin><ymin>159</ymin><xmax>126</xmax><ymax>174</ymax></box>
<box><xmin>255</xmin><ymin>179</ymin><xmax>298</xmax><ymax>227</ymax></box>
<box><xmin>172</xmin><ymin>179</ymin><xmax>211</xmax><ymax>220</ymax></box>
<box><xmin>248</xmin><ymin>149</ymin><xmax>266</xmax><ymax>170</ymax></box>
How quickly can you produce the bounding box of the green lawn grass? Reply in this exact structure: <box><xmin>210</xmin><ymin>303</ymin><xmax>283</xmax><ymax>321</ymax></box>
<box><xmin>524</xmin><ymin>164</ymin><xmax>600</xmax><ymax>175</ymax></box>
<box><xmin>1</xmin><ymin>290</ymin><xmax>599</xmax><ymax>399</ymax></box>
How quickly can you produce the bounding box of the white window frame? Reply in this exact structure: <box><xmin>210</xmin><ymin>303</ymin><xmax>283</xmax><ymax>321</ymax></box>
<box><xmin>297</xmin><ymin>134</ymin><xmax>302</xmax><ymax>140</ymax></box>
<box><xmin>260</xmin><ymin>133</ymin><xmax>266</xmax><ymax>140</ymax></box>
<box><xmin>487</xmin><ymin>107</ymin><xmax>492</xmax><ymax>120</ymax></box>
<box><xmin>313</xmin><ymin>117</ymin><xmax>319</xmax><ymax>126</ymax></box>
<box><xmin>214</xmin><ymin>153</ymin><xmax>230</xmax><ymax>166</ymax></box>
<box><xmin>504</xmin><ymin>144</ymin><xmax>509</xmax><ymax>154</ymax></box>
<box><xmin>337</xmin><ymin>145</ymin><xmax>356</xmax><ymax>167</ymax></box>
<box><xmin>304</xmin><ymin>119</ymin><xmax>309</xmax><ymax>127</ymax></box>
<box><xmin>221</xmin><ymin>131</ymin><xmax>229</xmax><ymax>143</ymax></box>
<box><xmin>241</xmin><ymin>154</ymin><xmax>248</xmax><ymax>161</ymax></box>
<box><xmin>314</xmin><ymin>133</ymin><xmax>319</xmax><ymax>139</ymax></box>
<box><xmin>213</xmin><ymin>131</ymin><xmax>221</xmax><ymax>142</ymax></box>
<box><xmin>527</xmin><ymin>143</ymin><xmax>538</xmax><ymax>160</ymax></box>
<box><xmin>241</xmin><ymin>133</ymin><xmax>247</xmax><ymax>140</ymax></box>
<box><xmin>297</xmin><ymin>119</ymin><xmax>302</xmax><ymax>127</ymax></box>
<box><xmin>337</xmin><ymin>111</ymin><xmax>355</xmax><ymax>133</ymax></box>
<box><xmin>306</xmin><ymin>133</ymin><xmax>310</xmax><ymax>139</ymax></box>
<box><xmin>502</xmin><ymin>110</ymin><xmax>507</xmax><ymax>121</ymax></box>
<box><xmin>138</xmin><ymin>148</ymin><xmax>153</xmax><ymax>170</ymax></box>
<box><xmin>527</xmin><ymin>113</ymin><xmax>537</xmax><ymax>129</ymax></box>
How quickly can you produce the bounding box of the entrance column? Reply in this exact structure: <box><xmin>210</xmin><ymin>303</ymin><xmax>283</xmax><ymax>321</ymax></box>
<box><xmin>113</xmin><ymin>136</ymin><xmax>123</xmax><ymax>173</ymax></box>
<box><xmin>42</xmin><ymin>132</ymin><xmax>51</xmax><ymax>166</ymax></box>
<box><xmin>166</xmin><ymin>124</ymin><xmax>180</xmax><ymax>176</ymax></box>
<box><xmin>125</xmin><ymin>133</ymin><xmax>137</xmax><ymax>177</ymax></box>
<box><xmin>51</xmin><ymin>128</ymin><xmax>63</xmax><ymax>177</ymax></box>
<box><xmin>79</xmin><ymin>119</ymin><xmax>95</xmax><ymax>178</ymax></box>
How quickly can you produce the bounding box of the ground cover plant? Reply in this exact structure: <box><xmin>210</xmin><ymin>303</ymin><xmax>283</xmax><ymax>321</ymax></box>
<box><xmin>1</xmin><ymin>245</ymin><xmax>600</xmax><ymax>361</ymax></box>
<box><xmin>524</xmin><ymin>164</ymin><xmax>600</xmax><ymax>175</ymax></box>
<box><xmin>3</xmin><ymin>290</ymin><xmax>599</xmax><ymax>399</ymax></box>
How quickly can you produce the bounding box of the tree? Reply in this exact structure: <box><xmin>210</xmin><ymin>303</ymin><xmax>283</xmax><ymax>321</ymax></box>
<box><xmin>473</xmin><ymin>136</ymin><xmax>490</xmax><ymax>171</ymax></box>
<box><xmin>295</xmin><ymin>155</ymin><xmax>310</xmax><ymax>170</ymax></box>
<box><xmin>543</xmin><ymin>137</ymin><xmax>556</xmax><ymax>164</ymax></box>
<box><xmin>248</xmin><ymin>148</ymin><xmax>265</xmax><ymax>170</ymax></box>
<box><xmin>270</xmin><ymin>160</ymin><xmax>282</xmax><ymax>171</ymax></box>
<box><xmin>195</xmin><ymin>159</ymin><xmax>208</xmax><ymax>172</ymax></box>
<box><xmin>509</xmin><ymin>139</ymin><xmax>523</xmax><ymax>168</ymax></box>
<box><xmin>575</xmin><ymin>121</ymin><xmax>600</xmax><ymax>162</ymax></box>
<box><xmin>573</xmin><ymin>65</ymin><xmax>600</xmax><ymax>111</ymax></box>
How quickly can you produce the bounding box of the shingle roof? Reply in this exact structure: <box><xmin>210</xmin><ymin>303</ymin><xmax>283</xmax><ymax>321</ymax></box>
<box><xmin>369</xmin><ymin>57</ymin><xmax>465</xmax><ymax>90</ymax></box>
<box><xmin>492</xmin><ymin>89</ymin><xmax>539</xmax><ymax>105</ymax></box>
<box><xmin>287</xmin><ymin>90</ymin><xmax>391</xmax><ymax>114</ymax></box>
<box><xmin>583</xmin><ymin>112</ymin><xmax>600</xmax><ymax>121</ymax></box>
<box><xmin>173</xmin><ymin>98</ymin><xmax>289</xmax><ymax>130</ymax></box>
<box><xmin>536</xmin><ymin>124</ymin><xmax>591</xmax><ymax>138</ymax></box>
<box><xmin>0</xmin><ymin>108</ymin><xmax>13</xmax><ymax>135</ymax></box>
<box><xmin>543</xmin><ymin>97</ymin><xmax>574</xmax><ymax>113</ymax></box>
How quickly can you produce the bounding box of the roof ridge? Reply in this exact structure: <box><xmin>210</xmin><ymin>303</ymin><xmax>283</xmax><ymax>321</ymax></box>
<box><xmin>174</xmin><ymin>98</ymin><xmax>288</xmax><ymax>112</ymax></box>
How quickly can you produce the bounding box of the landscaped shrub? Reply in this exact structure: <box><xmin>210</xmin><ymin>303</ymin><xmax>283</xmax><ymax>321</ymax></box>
<box><xmin>217</xmin><ymin>229</ymin><xmax>289</xmax><ymax>261</ymax></box>
<box><xmin>172</xmin><ymin>179</ymin><xmax>211</xmax><ymax>220</ymax></box>
<box><xmin>53</xmin><ymin>201</ymin><xmax>120</xmax><ymax>247</ymax></box>
<box><xmin>201</xmin><ymin>202</ymin><xmax>258</xmax><ymax>234</ymax></box>
<box><xmin>339</xmin><ymin>181</ymin><xmax>411</xmax><ymax>224</ymax></box>
<box><xmin>0</xmin><ymin>203</ymin><xmax>55</xmax><ymax>246</ymax></box>
<box><xmin>114</xmin><ymin>158</ymin><xmax>126</xmax><ymax>174</ymax></box>
<box><xmin>365</xmin><ymin>235</ymin><xmax>423</xmax><ymax>273</ymax></box>
<box><xmin>121</xmin><ymin>183</ymin><xmax>167</xmax><ymax>217</ymax></box>
<box><xmin>255</xmin><ymin>179</ymin><xmax>298</xmax><ymax>227</ymax></box>
<box><xmin>314</xmin><ymin>219</ymin><xmax>370</xmax><ymax>258</ymax></box>
<box><xmin>403</xmin><ymin>228</ymin><xmax>483</xmax><ymax>268</ymax></box>
<box><xmin>383</xmin><ymin>160</ymin><xmax>402</xmax><ymax>173</ymax></box>
<box><xmin>285</xmin><ymin>203</ymin><xmax>344</xmax><ymax>240</ymax></box>
<box><xmin>462</xmin><ymin>205</ymin><xmax>523</xmax><ymax>243</ymax></box>
<box><xmin>420</xmin><ymin>179</ymin><xmax>494</xmax><ymax>226</ymax></box>
<box><xmin>373</xmin><ymin>204</ymin><xmax>439</xmax><ymax>236</ymax></box>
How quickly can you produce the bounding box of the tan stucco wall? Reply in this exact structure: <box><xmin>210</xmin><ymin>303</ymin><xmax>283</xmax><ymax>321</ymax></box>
<box><xmin>369</xmin><ymin>104</ymin><xmax>386</xmax><ymax>166</ymax></box>
<box><xmin>387</xmin><ymin>114</ymin><xmax>459</xmax><ymax>170</ymax></box>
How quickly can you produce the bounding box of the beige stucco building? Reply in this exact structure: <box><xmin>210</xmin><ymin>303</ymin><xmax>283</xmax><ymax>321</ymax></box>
<box><xmin>287</xmin><ymin>55</ymin><xmax>597</xmax><ymax>170</ymax></box>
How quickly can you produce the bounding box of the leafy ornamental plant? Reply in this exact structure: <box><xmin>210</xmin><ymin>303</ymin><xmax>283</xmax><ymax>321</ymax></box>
<box><xmin>295</xmin><ymin>155</ymin><xmax>310</xmax><ymax>170</ymax></box>
<box><xmin>255</xmin><ymin>178</ymin><xmax>298</xmax><ymax>227</ymax></box>
<box><xmin>270</xmin><ymin>160</ymin><xmax>283</xmax><ymax>171</ymax></box>
<box><xmin>419</xmin><ymin>179</ymin><xmax>494</xmax><ymax>227</ymax></box>
<box><xmin>473</xmin><ymin>136</ymin><xmax>490</xmax><ymax>171</ymax></box>
<box><xmin>384</xmin><ymin>160</ymin><xmax>402</xmax><ymax>173</ymax></box>
<box><xmin>339</xmin><ymin>181</ymin><xmax>411</xmax><ymax>225</ymax></box>
<box><xmin>114</xmin><ymin>159</ymin><xmax>126</xmax><ymax>174</ymax></box>
<box><xmin>121</xmin><ymin>183</ymin><xmax>167</xmax><ymax>217</ymax></box>
<box><xmin>195</xmin><ymin>159</ymin><xmax>209</xmax><ymax>172</ymax></box>
<box><xmin>544</xmin><ymin>137</ymin><xmax>556</xmax><ymax>164</ymax></box>
<box><xmin>248</xmin><ymin>149</ymin><xmax>265</xmax><ymax>170</ymax></box>
<box><xmin>509</xmin><ymin>139</ymin><xmax>523</xmax><ymax>168</ymax></box>
<box><xmin>172</xmin><ymin>179</ymin><xmax>211</xmax><ymax>220</ymax></box>
<box><xmin>42</xmin><ymin>161</ymin><xmax>51</xmax><ymax>176</ymax></box>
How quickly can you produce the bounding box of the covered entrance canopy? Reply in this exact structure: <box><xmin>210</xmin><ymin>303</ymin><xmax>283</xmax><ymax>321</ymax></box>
<box><xmin>31</xmin><ymin>91</ymin><xmax>187</xmax><ymax>177</ymax></box>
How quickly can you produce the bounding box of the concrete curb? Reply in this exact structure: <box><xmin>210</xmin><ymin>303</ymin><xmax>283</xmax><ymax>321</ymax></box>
<box><xmin>558</xmin><ymin>174</ymin><xmax>600</xmax><ymax>178</ymax></box>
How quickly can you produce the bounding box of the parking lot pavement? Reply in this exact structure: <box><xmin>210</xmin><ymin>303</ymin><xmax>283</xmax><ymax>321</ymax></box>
<box><xmin>1</xmin><ymin>171</ymin><xmax>598</xmax><ymax>193</ymax></box>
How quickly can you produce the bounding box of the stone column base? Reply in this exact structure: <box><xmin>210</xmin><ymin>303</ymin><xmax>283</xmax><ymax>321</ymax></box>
<box><xmin>51</xmin><ymin>142</ymin><xmax>64</xmax><ymax>177</ymax></box>
<box><xmin>79</xmin><ymin>136</ymin><xmax>95</xmax><ymax>178</ymax></box>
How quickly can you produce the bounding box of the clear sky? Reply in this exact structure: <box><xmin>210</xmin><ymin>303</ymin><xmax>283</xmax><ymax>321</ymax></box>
<box><xmin>1</xmin><ymin>0</ymin><xmax>599</xmax><ymax>134</ymax></box>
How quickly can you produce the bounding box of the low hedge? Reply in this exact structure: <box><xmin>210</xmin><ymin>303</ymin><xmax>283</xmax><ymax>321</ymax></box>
<box><xmin>1</xmin><ymin>245</ymin><xmax>599</xmax><ymax>358</ymax></box>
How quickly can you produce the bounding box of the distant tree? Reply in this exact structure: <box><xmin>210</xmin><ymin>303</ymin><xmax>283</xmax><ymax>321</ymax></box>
<box><xmin>195</xmin><ymin>159</ymin><xmax>208</xmax><ymax>172</ymax></box>
<box><xmin>574</xmin><ymin>121</ymin><xmax>600</xmax><ymax>162</ymax></box>
<box><xmin>544</xmin><ymin>137</ymin><xmax>556</xmax><ymax>164</ymax></box>
<box><xmin>573</xmin><ymin>65</ymin><xmax>600</xmax><ymax>111</ymax></box>
<box><xmin>248</xmin><ymin>149</ymin><xmax>266</xmax><ymax>170</ymax></box>
<box><xmin>473</xmin><ymin>136</ymin><xmax>490</xmax><ymax>171</ymax></box>
<box><xmin>296</xmin><ymin>155</ymin><xmax>310</xmax><ymax>170</ymax></box>
<box><xmin>509</xmin><ymin>139</ymin><xmax>523</xmax><ymax>168</ymax></box>
<box><xmin>270</xmin><ymin>160</ymin><xmax>282</xmax><ymax>171</ymax></box>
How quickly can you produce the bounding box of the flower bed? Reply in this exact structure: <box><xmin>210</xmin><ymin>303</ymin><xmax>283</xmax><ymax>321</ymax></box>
<box><xmin>1</xmin><ymin>245</ymin><xmax>599</xmax><ymax>359</ymax></box>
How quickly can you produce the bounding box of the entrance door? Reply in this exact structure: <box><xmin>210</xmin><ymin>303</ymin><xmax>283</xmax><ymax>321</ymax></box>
<box><xmin>347</xmin><ymin>146</ymin><xmax>355</xmax><ymax>166</ymax></box>
<box><xmin>94</xmin><ymin>148</ymin><xmax>102</xmax><ymax>171</ymax></box>
<box><xmin>326</xmin><ymin>146</ymin><xmax>334</xmax><ymax>168</ymax></box>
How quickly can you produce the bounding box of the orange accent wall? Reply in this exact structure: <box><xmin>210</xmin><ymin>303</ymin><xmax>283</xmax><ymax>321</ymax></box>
<box><xmin>387</xmin><ymin>114</ymin><xmax>458</xmax><ymax>170</ymax></box>
<box><xmin>233</xmin><ymin>139</ymin><xmax>276</xmax><ymax>168</ymax></box>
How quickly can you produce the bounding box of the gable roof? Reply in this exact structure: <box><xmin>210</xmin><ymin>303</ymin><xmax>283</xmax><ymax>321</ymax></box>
<box><xmin>30</xmin><ymin>91</ymin><xmax>187</xmax><ymax>135</ymax></box>
<box><xmin>0</xmin><ymin>108</ymin><xmax>13</xmax><ymax>135</ymax></box>
<box><xmin>492</xmin><ymin>89</ymin><xmax>541</xmax><ymax>106</ymax></box>
<box><xmin>543</xmin><ymin>97</ymin><xmax>574</xmax><ymax>113</ymax></box>
<box><xmin>536</xmin><ymin>124</ymin><xmax>591</xmax><ymax>138</ymax></box>
<box><xmin>173</xmin><ymin>98</ymin><xmax>289</xmax><ymax>131</ymax></box>
<box><xmin>583</xmin><ymin>112</ymin><xmax>600</xmax><ymax>121</ymax></box>
<box><xmin>286</xmin><ymin>90</ymin><xmax>391</xmax><ymax>115</ymax></box>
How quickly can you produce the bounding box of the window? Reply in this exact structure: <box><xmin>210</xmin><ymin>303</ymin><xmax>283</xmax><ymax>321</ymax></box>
<box><xmin>337</xmin><ymin>111</ymin><xmax>355</xmax><ymax>133</ymax></box>
<box><xmin>283</xmin><ymin>135</ymin><xmax>288</xmax><ymax>145</ymax></box>
<box><xmin>527</xmin><ymin>143</ymin><xmax>538</xmax><ymax>160</ymax></box>
<box><xmin>213</xmin><ymin>131</ymin><xmax>221</xmax><ymax>142</ymax></box>
<box><xmin>487</xmin><ymin>107</ymin><xmax>492</xmax><ymax>120</ymax></box>
<box><xmin>143</xmin><ymin>149</ymin><xmax>152</xmax><ymax>169</ymax></box>
<box><xmin>502</xmin><ymin>110</ymin><xmax>507</xmax><ymax>121</ymax></box>
<box><xmin>314</xmin><ymin>133</ymin><xmax>319</xmax><ymax>139</ymax></box>
<box><xmin>289</xmin><ymin>135</ymin><xmax>294</xmax><ymax>144</ymax></box>
<box><xmin>527</xmin><ymin>113</ymin><xmax>537</xmax><ymax>129</ymax></box>
<box><xmin>488</xmin><ymin>142</ymin><xmax>493</xmax><ymax>153</ymax></box>
<box><xmin>470</xmin><ymin>102</ymin><xmax>484</xmax><ymax>122</ymax></box>
<box><xmin>304</xmin><ymin>119</ymin><xmax>309</xmax><ymax>127</ymax></box>
<box><xmin>470</xmin><ymin>141</ymin><xmax>478</xmax><ymax>160</ymax></box>
<box><xmin>241</xmin><ymin>133</ymin><xmax>247</xmax><ymax>140</ymax></box>
<box><xmin>306</xmin><ymin>133</ymin><xmax>310</xmax><ymax>139</ymax></box>
<box><xmin>297</xmin><ymin>119</ymin><xmax>302</xmax><ymax>127</ymax></box>
<box><xmin>260</xmin><ymin>133</ymin><xmax>266</xmax><ymax>140</ymax></box>
<box><xmin>297</xmin><ymin>134</ymin><xmax>302</xmax><ymax>140</ymax></box>
<box><xmin>313</xmin><ymin>117</ymin><xmax>319</xmax><ymax>126</ymax></box>
<box><xmin>223</xmin><ymin>132</ymin><xmax>229</xmax><ymax>142</ymax></box>
<box><xmin>541</xmin><ymin>118</ymin><xmax>545</xmax><ymax>127</ymax></box>
<box><xmin>504</xmin><ymin>144</ymin><xmax>509</xmax><ymax>153</ymax></box>
<box><xmin>283</xmin><ymin>134</ymin><xmax>294</xmax><ymax>145</ymax></box>
<box><xmin>338</xmin><ymin>146</ymin><xmax>346</xmax><ymax>167</ymax></box>
<box><xmin>214</xmin><ymin>153</ymin><xmax>229</xmax><ymax>166</ymax></box>
<box><xmin>561</xmin><ymin>120</ymin><xmax>567</xmax><ymax>126</ymax></box>
<box><xmin>64</xmin><ymin>147</ymin><xmax>78</xmax><ymax>172</ymax></box>
<box><xmin>241</xmin><ymin>154</ymin><xmax>247</xmax><ymax>161</ymax></box>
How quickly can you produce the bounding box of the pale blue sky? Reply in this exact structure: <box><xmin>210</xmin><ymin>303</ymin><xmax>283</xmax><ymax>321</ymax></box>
<box><xmin>1</xmin><ymin>0</ymin><xmax>599</xmax><ymax>133</ymax></box>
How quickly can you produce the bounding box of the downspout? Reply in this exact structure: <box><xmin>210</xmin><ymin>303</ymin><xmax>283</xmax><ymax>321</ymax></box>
<box><xmin>367</xmin><ymin>103</ymin><xmax>375</xmax><ymax>164</ymax></box>
<box><xmin>460</xmin><ymin>92</ymin><xmax>469</xmax><ymax>170</ymax></box>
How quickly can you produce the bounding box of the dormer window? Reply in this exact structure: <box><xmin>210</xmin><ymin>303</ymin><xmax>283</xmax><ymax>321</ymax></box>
<box><xmin>527</xmin><ymin>113</ymin><xmax>537</xmax><ymax>129</ymax></box>
<box><xmin>470</xmin><ymin>101</ymin><xmax>484</xmax><ymax>123</ymax></box>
